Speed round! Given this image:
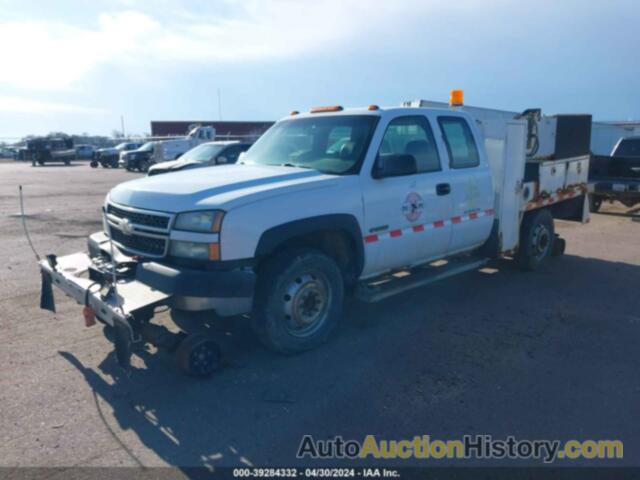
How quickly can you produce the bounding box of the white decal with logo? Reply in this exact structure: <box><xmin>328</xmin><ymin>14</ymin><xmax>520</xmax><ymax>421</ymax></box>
<box><xmin>402</xmin><ymin>192</ymin><xmax>424</xmax><ymax>222</ymax></box>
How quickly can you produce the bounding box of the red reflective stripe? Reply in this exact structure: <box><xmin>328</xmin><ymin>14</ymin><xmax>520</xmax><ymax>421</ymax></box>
<box><xmin>412</xmin><ymin>224</ymin><xmax>425</xmax><ymax>233</ymax></box>
<box><xmin>389</xmin><ymin>229</ymin><xmax>402</xmax><ymax>238</ymax></box>
<box><xmin>364</xmin><ymin>234</ymin><xmax>378</xmax><ymax>243</ymax></box>
<box><xmin>469</xmin><ymin>212</ymin><xmax>478</xmax><ymax>220</ymax></box>
<box><xmin>451</xmin><ymin>216</ymin><xmax>462</xmax><ymax>224</ymax></box>
<box><xmin>433</xmin><ymin>220</ymin><xmax>445</xmax><ymax>228</ymax></box>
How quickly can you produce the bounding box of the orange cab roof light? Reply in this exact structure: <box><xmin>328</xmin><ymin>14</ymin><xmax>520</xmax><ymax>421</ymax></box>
<box><xmin>290</xmin><ymin>110</ymin><xmax>299</xmax><ymax>116</ymax></box>
<box><xmin>368</xmin><ymin>104</ymin><xmax>380</xmax><ymax>111</ymax></box>
<box><xmin>310</xmin><ymin>105</ymin><xmax>343</xmax><ymax>113</ymax></box>
<box><xmin>449</xmin><ymin>89</ymin><xmax>464</xmax><ymax>106</ymax></box>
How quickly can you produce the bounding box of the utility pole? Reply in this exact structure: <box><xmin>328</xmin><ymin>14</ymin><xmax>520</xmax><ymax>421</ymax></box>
<box><xmin>217</xmin><ymin>89</ymin><xmax>222</xmax><ymax>121</ymax></box>
<box><xmin>120</xmin><ymin>115</ymin><xmax>126</xmax><ymax>138</ymax></box>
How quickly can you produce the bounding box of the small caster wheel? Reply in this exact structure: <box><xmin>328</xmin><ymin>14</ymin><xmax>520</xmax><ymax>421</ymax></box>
<box><xmin>174</xmin><ymin>333</ymin><xmax>221</xmax><ymax>377</ymax></box>
<box><xmin>552</xmin><ymin>235</ymin><xmax>566</xmax><ymax>257</ymax></box>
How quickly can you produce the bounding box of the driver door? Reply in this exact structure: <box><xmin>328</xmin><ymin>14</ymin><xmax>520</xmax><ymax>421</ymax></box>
<box><xmin>361</xmin><ymin>114</ymin><xmax>453</xmax><ymax>276</ymax></box>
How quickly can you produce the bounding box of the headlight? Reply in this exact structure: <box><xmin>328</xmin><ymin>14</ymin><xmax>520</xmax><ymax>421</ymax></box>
<box><xmin>174</xmin><ymin>210</ymin><xmax>224</xmax><ymax>233</ymax></box>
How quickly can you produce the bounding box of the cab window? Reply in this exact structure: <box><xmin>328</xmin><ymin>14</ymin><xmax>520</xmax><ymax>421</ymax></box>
<box><xmin>438</xmin><ymin>117</ymin><xmax>480</xmax><ymax>169</ymax></box>
<box><xmin>377</xmin><ymin>115</ymin><xmax>441</xmax><ymax>173</ymax></box>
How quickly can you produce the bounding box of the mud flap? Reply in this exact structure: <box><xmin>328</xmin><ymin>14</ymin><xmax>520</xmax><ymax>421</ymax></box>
<box><xmin>40</xmin><ymin>271</ymin><xmax>56</xmax><ymax>313</ymax></box>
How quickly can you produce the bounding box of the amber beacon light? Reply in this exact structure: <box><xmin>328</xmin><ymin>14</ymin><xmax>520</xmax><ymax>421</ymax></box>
<box><xmin>449</xmin><ymin>89</ymin><xmax>464</xmax><ymax>106</ymax></box>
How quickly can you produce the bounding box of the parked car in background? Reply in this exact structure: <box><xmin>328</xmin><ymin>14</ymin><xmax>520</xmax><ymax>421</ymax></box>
<box><xmin>119</xmin><ymin>142</ymin><xmax>156</xmax><ymax>172</ymax></box>
<box><xmin>91</xmin><ymin>141</ymin><xmax>143</xmax><ymax>168</ymax></box>
<box><xmin>588</xmin><ymin>136</ymin><xmax>640</xmax><ymax>211</ymax></box>
<box><xmin>147</xmin><ymin>141</ymin><xmax>252</xmax><ymax>176</ymax></box>
<box><xmin>75</xmin><ymin>144</ymin><xmax>95</xmax><ymax>159</ymax></box>
<box><xmin>27</xmin><ymin>136</ymin><xmax>75</xmax><ymax>166</ymax></box>
<box><xmin>16</xmin><ymin>147</ymin><xmax>29</xmax><ymax>161</ymax></box>
<box><xmin>0</xmin><ymin>147</ymin><xmax>16</xmax><ymax>159</ymax></box>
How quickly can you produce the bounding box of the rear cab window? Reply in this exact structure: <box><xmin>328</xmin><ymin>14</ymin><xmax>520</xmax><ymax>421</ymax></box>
<box><xmin>438</xmin><ymin>116</ymin><xmax>480</xmax><ymax>169</ymax></box>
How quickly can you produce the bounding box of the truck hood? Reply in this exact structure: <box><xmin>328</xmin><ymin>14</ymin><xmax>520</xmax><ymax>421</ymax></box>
<box><xmin>97</xmin><ymin>147</ymin><xmax>118</xmax><ymax>154</ymax></box>
<box><xmin>108</xmin><ymin>164</ymin><xmax>340</xmax><ymax>213</ymax></box>
<box><xmin>149</xmin><ymin>159</ymin><xmax>199</xmax><ymax>173</ymax></box>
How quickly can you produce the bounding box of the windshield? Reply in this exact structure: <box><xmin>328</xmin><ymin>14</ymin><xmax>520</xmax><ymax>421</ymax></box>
<box><xmin>614</xmin><ymin>138</ymin><xmax>640</xmax><ymax>157</ymax></box>
<box><xmin>180</xmin><ymin>143</ymin><xmax>226</xmax><ymax>163</ymax></box>
<box><xmin>139</xmin><ymin>142</ymin><xmax>155</xmax><ymax>152</ymax></box>
<box><xmin>242</xmin><ymin>115</ymin><xmax>379</xmax><ymax>175</ymax></box>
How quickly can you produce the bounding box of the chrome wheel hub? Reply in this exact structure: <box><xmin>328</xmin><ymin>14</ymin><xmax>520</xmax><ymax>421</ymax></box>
<box><xmin>282</xmin><ymin>272</ymin><xmax>330</xmax><ymax>337</ymax></box>
<box><xmin>532</xmin><ymin>224</ymin><xmax>551</xmax><ymax>259</ymax></box>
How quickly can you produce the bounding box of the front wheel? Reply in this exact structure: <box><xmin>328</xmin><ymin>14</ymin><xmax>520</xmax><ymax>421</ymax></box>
<box><xmin>174</xmin><ymin>333</ymin><xmax>221</xmax><ymax>377</ymax></box>
<box><xmin>252</xmin><ymin>248</ymin><xmax>344</xmax><ymax>354</ymax></box>
<box><xmin>516</xmin><ymin>208</ymin><xmax>555</xmax><ymax>271</ymax></box>
<box><xmin>139</xmin><ymin>160</ymin><xmax>151</xmax><ymax>172</ymax></box>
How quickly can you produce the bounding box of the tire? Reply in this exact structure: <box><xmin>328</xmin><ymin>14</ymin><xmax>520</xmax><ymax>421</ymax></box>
<box><xmin>516</xmin><ymin>208</ymin><xmax>555</xmax><ymax>271</ymax></box>
<box><xmin>139</xmin><ymin>160</ymin><xmax>151</xmax><ymax>173</ymax></box>
<box><xmin>589</xmin><ymin>195</ymin><xmax>602</xmax><ymax>213</ymax></box>
<box><xmin>90</xmin><ymin>160</ymin><xmax>98</xmax><ymax>168</ymax></box>
<box><xmin>174</xmin><ymin>333</ymin><xmax>221</xmax><ymax>377</ymax></box>
<box><xmin>252</xmin><ymin>248</ymin><xmax>344</xmax><ymax>354</ymax></box>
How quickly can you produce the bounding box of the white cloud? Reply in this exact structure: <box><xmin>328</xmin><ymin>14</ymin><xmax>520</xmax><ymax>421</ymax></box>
<box><xmin>0</xmin><ymin>96</ymin><xmax>106</xmax><ymax>114</ymax></box>
<box><xmin>0</xmin><ymin>0</ymin><xmax>466</xmax><ymax>91</ymax></box>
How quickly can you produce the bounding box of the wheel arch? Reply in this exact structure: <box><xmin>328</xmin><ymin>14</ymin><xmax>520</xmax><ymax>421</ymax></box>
<box><xmin>254</xmin><ymin>214</ymin><xmax>364</xmax><ymax>284</ymax></box>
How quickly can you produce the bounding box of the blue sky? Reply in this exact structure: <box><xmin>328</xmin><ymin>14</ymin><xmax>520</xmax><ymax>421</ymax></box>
<box><xmin>0</xmin><ymin>0</ymin><xmax>638</xmax><ymax>138</ymax></box>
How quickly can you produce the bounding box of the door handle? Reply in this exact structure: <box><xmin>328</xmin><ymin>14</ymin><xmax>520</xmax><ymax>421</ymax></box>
<box><xmin>436</xmin><ymin>183</ymin><xmax>451</xmax><ymax>196</ymax></box>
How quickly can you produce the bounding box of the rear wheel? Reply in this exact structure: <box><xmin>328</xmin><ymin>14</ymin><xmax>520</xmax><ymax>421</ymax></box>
<box><xmin>252</xmin><ymin>248</ymin><xmax>344</xmax><ymax>354</ymax></box>
<box><xmin>516</xmin><ymin>208</ymin><xmax>555</xmax><ymax>271</ymax></box>
<box><xmin>589</xmin><ymin>195</ymin><xmax>603</xmax><ymax>213</ymax></box>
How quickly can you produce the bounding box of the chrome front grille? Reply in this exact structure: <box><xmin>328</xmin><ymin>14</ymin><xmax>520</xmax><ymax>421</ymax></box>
<box><xmin>107</xmin><ymin>203</ymin><xmax>170</xmax><ymax>229</ymax></box>
<box><xmin>105</xmin><ymin>202</ymin><xmax>172</xmax><ymax>258</ymax></box>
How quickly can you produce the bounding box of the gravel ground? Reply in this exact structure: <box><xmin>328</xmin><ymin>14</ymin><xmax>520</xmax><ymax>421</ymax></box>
<box><xmin>0</xmin><ymin>161</ymin><xmax>639</xmax><ymax>470</ymax></box>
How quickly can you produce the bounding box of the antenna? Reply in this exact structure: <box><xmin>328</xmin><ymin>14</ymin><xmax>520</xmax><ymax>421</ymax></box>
<box><xmin>18</xmin><ymin>186</ymin><xmax>41</xmax><ymax>261</ymax></box>
<box><xmin>217</xmin><ymin>89</ymin><xmax>222</xmax><ymax>121</ymax></box>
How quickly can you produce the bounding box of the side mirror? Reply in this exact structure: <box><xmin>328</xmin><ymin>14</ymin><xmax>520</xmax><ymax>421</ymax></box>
<box><xmin>372</xmin><ymin>154</ymin><xmax>417</xmax><ymax>179</ymax></box>
<box><xmin>216</xmin><ymin>155</ymin><xmax>228</xmax><ymax>164</ymax></box>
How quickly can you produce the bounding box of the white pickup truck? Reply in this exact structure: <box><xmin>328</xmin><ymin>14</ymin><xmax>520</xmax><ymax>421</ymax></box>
<box><xmin>39</xmin><ymin>95</ymin><xmax>591</xmax><ymax>376</ymax></box>
<box><xmin>150</xmin><ymin>125</ymin><xmax>216</xmax><ymax>164</ymax></box>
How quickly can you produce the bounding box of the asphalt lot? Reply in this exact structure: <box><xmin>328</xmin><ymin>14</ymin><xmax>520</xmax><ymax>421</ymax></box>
<box><xmin>0</xmin><ymin>160</ymin><xmax>639</xmax><ymax>470</ymax></box>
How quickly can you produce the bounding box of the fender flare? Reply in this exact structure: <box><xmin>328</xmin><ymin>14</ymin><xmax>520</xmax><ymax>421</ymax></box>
<box><xmin>254</xmin><ymin>214</ymin><xmax>364</xmax><ymax>276</ymax></box>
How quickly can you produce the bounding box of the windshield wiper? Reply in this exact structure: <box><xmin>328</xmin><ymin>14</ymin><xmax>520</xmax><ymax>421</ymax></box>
<box><xmin>279</xmin><ymin>163</ymin><xmax>312</xmax><ymax>169</ymax></box>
